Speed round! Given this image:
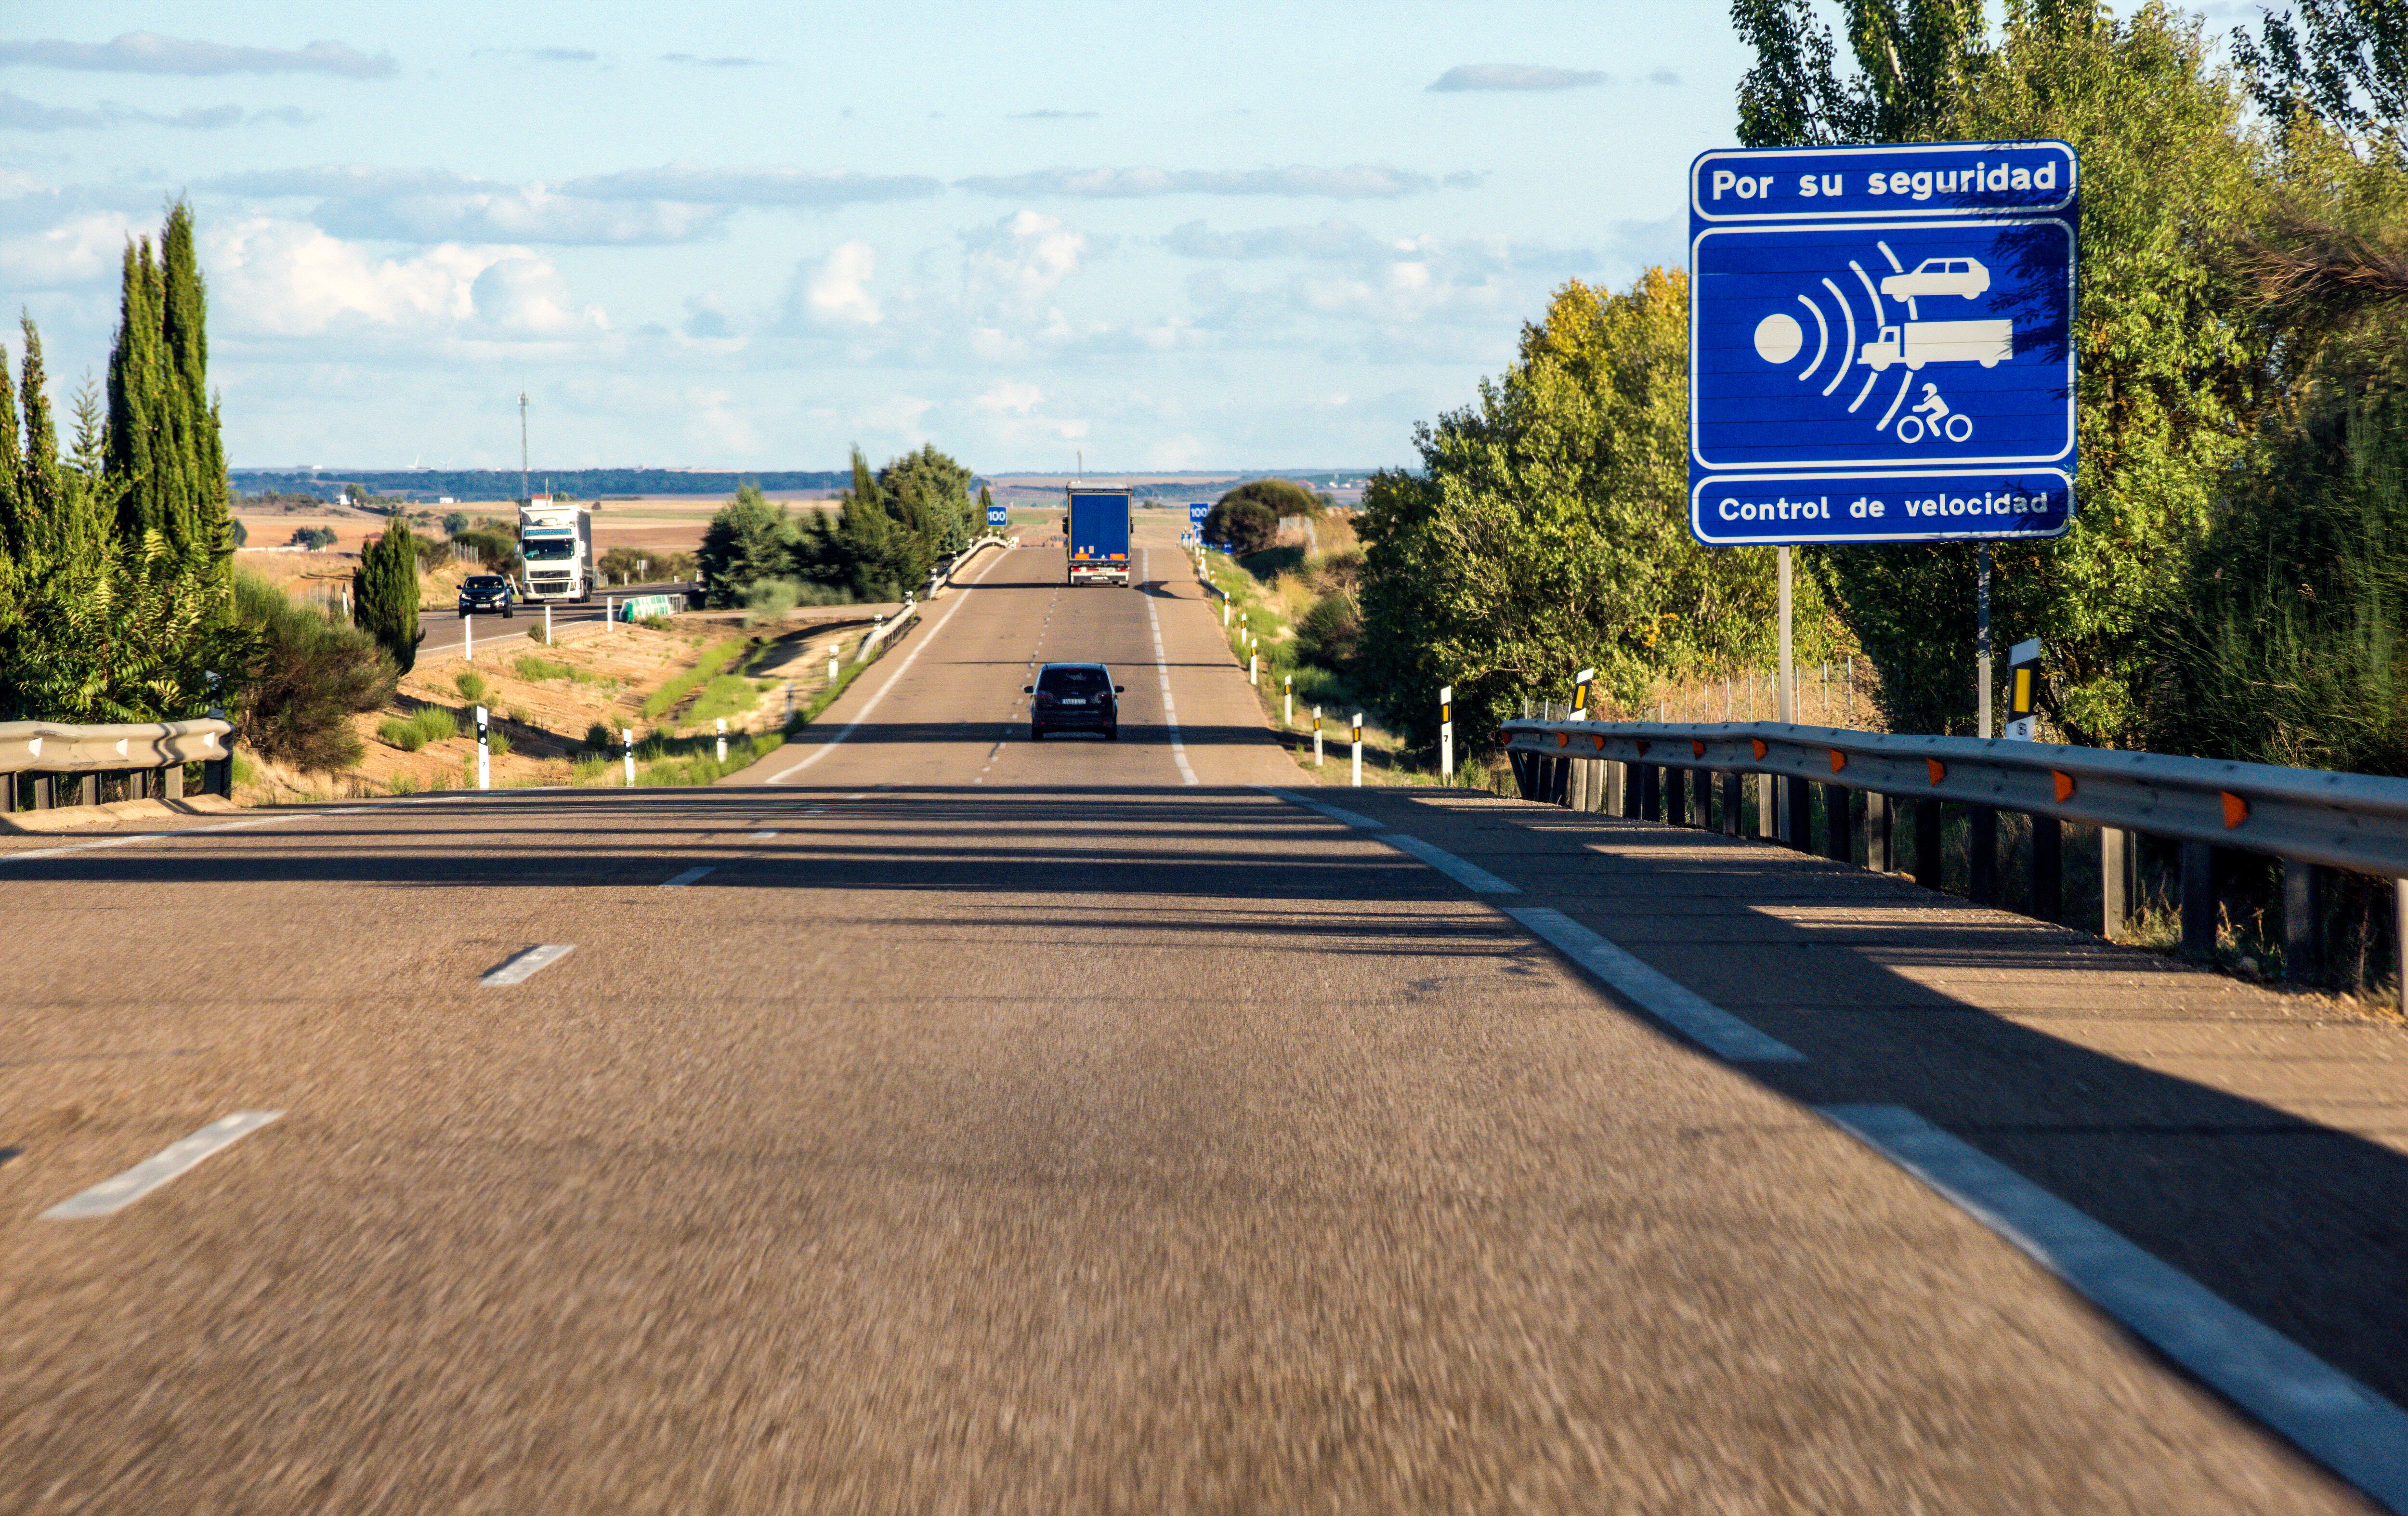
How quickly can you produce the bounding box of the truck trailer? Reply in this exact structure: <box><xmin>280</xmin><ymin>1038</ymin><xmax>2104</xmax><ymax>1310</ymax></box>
<box><xmin>518</xmin><ymin>497</ymin><xmax>594</xmax><ymax>602</ymax></box>
<box><xmin>1858</xmin><ymin>319</ymin><xmax>2014</xmax><ymax>373</ymax></box>
<box><xmin>1063</xmin><ymin>485</ymin><xmax>1132</xmax><ymax>587</ymax></box>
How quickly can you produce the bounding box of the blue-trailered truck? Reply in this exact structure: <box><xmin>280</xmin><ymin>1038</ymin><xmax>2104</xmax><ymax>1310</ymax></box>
<box><xmin>1063</xmin><ymin>485</ymin><xmax>1131</xmax><ymax>587</ymax></box>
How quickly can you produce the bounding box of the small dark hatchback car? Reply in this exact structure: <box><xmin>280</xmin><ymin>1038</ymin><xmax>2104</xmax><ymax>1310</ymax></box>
<box><xmin>1026</xmin><ymin>663</ymin><xmax>1124</xmax><ymax>741</ymax></box>
<box><xmin>457</xmin><ymin>574</ymin><xmax>516</xmax><ymax>617</ymax></box>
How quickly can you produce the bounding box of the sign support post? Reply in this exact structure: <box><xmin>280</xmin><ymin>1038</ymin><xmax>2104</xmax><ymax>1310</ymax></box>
<box><xmin>1977</xmin><ymin>543</ymin><xmax>1994</xmax><ymax>738</ymax></box>
<box><xmin>1777</xmin><ymin>549</ymin><xmax>1793</xmax><ymax>723</ymax></box>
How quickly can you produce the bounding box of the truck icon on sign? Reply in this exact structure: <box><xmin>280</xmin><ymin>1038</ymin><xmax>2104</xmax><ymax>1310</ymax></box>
<box><xmin>1860</xmin><ymin>319</ymin><xmax>2013</xmax><ymax>372</ymax></box>
<box><xmin>1880</xmin><ymin>257</ymin><xmax>1991</xmax><ymax>301</ymax></box>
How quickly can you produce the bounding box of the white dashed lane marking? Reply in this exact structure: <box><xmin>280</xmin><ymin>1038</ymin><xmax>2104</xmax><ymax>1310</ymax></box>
<box><xmin>661</xmin><ymin>866</ymin><xmax>715</xmax><ymax>888</ymax></box>
<box><xmin>480</xmin><ymin>943</ymin><xmax>576</xmax><ymax>986</ymax></box>
<box><xmin>42</xmin><ymin>1111</ymin><xmax>285</xmax><ymax>1220</ymax></box>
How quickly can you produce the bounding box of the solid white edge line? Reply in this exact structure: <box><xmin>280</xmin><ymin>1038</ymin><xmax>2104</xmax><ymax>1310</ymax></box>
<box><xmin>1142</xmin><ymin>548</ymin><xmax>1199</xmax><ymax>787</ymax></box>
<box><xmin>1819</xmin><ymin>1103</ymin><xmax>2408</xmax><ymax>1513</ymax></box>
<box><xmin>766</xmin><ymin>543</ymin><xmax>1015</xmax><ymax>782</ymax></box>
<box><xmin>661</xmin><ymin>865</ymin><xmax>715</xmax><ymax>887</ymax></box>
<box><xmin>41</xmin><ymin>1111</ymin><xmax>285</xmax><ymax>1220</ymax></box>
<box><xmin>480</xmin><ymin>942</ymin><xmax>576</xmax><ymax>986</ymax></box>
<box><xmin>1259</xmin><ymin>786</ymin><xmax>1384</xmax><ymax>830</ymax></box>
<box><xmin>1385</xmin><ymin>833</ymin><xmax>1521</xmax><ymax>894</ymax></box>
<box><xmin>1504</xmin><ymin>905</ymin><xmax>1806</xmax><ymax>1062</ymax></box>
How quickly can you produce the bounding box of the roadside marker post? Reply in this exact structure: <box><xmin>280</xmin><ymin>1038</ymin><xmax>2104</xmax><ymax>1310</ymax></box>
<box><xmin>1440</xmin><ymin>685</ymin><xmax>1454</xmax><ymax>781</ymax></box>
<box><xmin>543</xmin><ymin>601</ymin><xmax>553</xmax><ymax>645</ymax></box>
<box><xmin>1573</xmin><ymin>667</ymin><xmax>1595</xmax><ymax>720</ymax></box>
<box><xmin>1351</xmin><ymin>713</ymin><xmax>1363</xmax><ymax>788</ymax></box>
<box><xmin>1314</xmin><ymin>707</ymin><xmax>1324</xmax><ymax>768</ymax></box>
<box><xmin>2005</xmin><ymin>637</ymin><xmax>2042</xmax><ymax>741</ymax></box>
<box><xmin>622</xmin><ymin>727</ymin><xmax>635</xmax><ymax>787</ymax></box>
<box><xmin>1250</xmin><ymin>651</ymin><xmax>1258</xmax><ymax>687</ymax></box>
<box><xmin>1284</xmin><ymin>674</ymin><xmax>1293</xmax><ymax>728</ymax></box>
<box><xmin>715</xmin><ymin>717</ymin><xmax>728</xmax><ymax>765</ymax></box>
<box><xmin>784</xmin><ymin>681</ymin><xmax>794</xmax><ymax>724</ymax></box>
<box><xmin>475</xmin><ymin>706</ymin><xmax>490</xmax><ymax>790</ymax></box>
<box><xmin>464</xmin><ymin>608</ymin><xmax>474</xmax><ymax>664</ymax></box>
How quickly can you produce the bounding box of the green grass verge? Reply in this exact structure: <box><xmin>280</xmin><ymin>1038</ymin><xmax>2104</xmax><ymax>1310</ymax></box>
<box><xmin>376</xmin><ymin>705</ymin><xmax>460</xmax><ymax>752</ymax></box>
<box><xmin>640</xmin><ymin>636</ymin><xmax>747</xmax><ymax>720</ymax></box>
<box><xmin>570</xmin><ymin>727</ymin><xmax>787</xmax><ymax>786</ymax></box>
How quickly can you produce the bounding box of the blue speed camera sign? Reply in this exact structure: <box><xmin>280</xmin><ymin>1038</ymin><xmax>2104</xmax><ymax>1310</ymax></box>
<box><xmin>1689</xmin><ymin>140</ymin><xmax>2076</xmax><ymax>546</ymax></box>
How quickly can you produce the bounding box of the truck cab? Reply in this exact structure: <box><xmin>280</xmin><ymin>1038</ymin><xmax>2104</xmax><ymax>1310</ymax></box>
<box><xmin>518</xmin><ymin>497</ymin><xmax>594</xmax><ymax>603</ymax></box>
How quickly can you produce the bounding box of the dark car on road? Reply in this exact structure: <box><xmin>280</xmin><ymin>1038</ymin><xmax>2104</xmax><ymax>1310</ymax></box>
<box><xmin>1026</xmin><ymin>663</ymin><xmax>1124</xmax><ymax>741</ymax></box>
<box><xmin>457</xmin><ymin>574</ymin><xmax>516</xmax><ymax>618</ymax></box>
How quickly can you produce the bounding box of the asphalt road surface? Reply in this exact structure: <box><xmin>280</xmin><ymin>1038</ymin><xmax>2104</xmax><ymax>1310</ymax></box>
<box><xmin>417</xmin><ymin>579</ymin><xmax>690</xmax><ymax>661</ymax></box>
<box><xmin>0</xmin><ymin>510</ymin><xmax>2394</xmax><ymax>1513</ymax></box>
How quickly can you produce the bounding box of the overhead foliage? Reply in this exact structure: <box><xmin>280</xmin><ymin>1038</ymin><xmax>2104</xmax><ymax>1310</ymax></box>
<box><xmin>1357</xmin><ymin>269</ymin><xmax>1802</xmax><ymax>749</ymax></box>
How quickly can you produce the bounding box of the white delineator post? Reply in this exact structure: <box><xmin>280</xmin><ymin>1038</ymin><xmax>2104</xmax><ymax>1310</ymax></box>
<box><xmin>1249</xmin><ymin>650</ymin><xmax>1258</xmax><ymax>687</ymax></box>
<box><xmin>715</xmin><ymin>717</ymin><xmax>727</xmax><ymax>765</ymax></box>
<box><xmin>1222</xmin><ymin>601</ymin><xmax>1230</xmax><ymax>627</ymax></box>
<box><xmin>544</xmin><ymin>602</ymin><xmax>553</xmax><ymax>645</ymax></box>
<box><xmin>1283</xmin><ymin>674</ymin><xmax>1293</xmax><ymax>728</ymax></box>
<box><xmin>475</xmin><ymin>706</ymin><xmax>490</xmax><ymax>790</ymax></box>
<box><xmin>464</xmin><ymin>608</ymin><xmax>474</xmax><ymax>663</ymax></box>
<box><xmin>1351</xmin><ymin>713</ymin><xmax>1363</xmax><ymax>787</ymax></box>
<box><xmin>1313</xmin><ymin>707</ymin><xmax>1323</xmax><ymax>768</ymax></box>
<box><xmin>828</xmin><ymin>651</ymin><xmax>839</xmax><ymax>686</ymax></box>
<box><xmin>1440</xmin><ymin>685</ymin><xmax>1454</xmax><ymax>782</ymax></box>
<box><xmin>622</xmin><ymin>727</ymin><xmax>635</xmax><ymax>787</ymax></box>
<box><xmin>606</xmin><ymin>595</ymin><xmax>615</xmax><ymax>624</ymax></box>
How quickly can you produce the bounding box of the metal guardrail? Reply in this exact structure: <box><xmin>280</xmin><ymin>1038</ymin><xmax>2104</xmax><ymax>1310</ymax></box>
<box><xmin>1502</xmin><ymin>717</ymin><xmax>2408</xmax><ymax>989</ymax></box>
<box><xmin>1501</xmin><ymin>719</ymin><xmax>2408</xmax><ymax>878</ymax></box>
<box><xmin>854</xmin><ymin>602</ymin><xmax>921</xmax><ymax>665</ymax></box>
<box><xmin>0</xmin><ymin>717</ymin><xmax>236</xmax><ymax>811</ymax></box>
<box><xmin>946</xmin><ymin>534</ymin><xmax>1013</xmax><ymax>585</ymax></box>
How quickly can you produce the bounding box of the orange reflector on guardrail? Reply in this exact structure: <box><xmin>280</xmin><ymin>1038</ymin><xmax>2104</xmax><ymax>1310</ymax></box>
<box><xmin>1635</xmin><ymin>740</ymin><xmax>1650</xmax><ymax>755</ymax></box>
<box><xmin>1691</xmin><ymin>739</ymin><xmax>1706</xmax><ymax>758</ymax></box>
<box><xmin>1829</xmin><ymin>750</ymin><xmax>1847</xmax><ymax>773</ymax></box>
<box><xmin>1556</xmin><ymin>733</ymin><xmax>1568</xmax><ymax>748</ymax></box>
<box><xmin>2054</xmin><ymin>771</ymin><xmax>2076</xmax><ymax>802</ymax></box>
<box><xmin>1591</xmin><ymin>734</ymin><xmax>1606</xmax><ymax>751</ymax></box>
<box><xmin>1750</xmin><ymin>739</ymin><xmax>1767</xmax><ymax>760</ymax></box>
<box><xmin>2223</xmin><ymin>792</ymin><xmax>2250</xmax><ymax>828</ymax></box>
<box><xmin>1928</xmin><ymin>759</ymin><xmax>1947</xmax><ymax>784</ymax></box>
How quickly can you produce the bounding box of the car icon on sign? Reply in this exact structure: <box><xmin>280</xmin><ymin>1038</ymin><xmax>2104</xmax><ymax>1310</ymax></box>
<box><xmin>1881</xmin><ymin>257</ymin><xmax>1991</xmax><ymax>301</ymax></box>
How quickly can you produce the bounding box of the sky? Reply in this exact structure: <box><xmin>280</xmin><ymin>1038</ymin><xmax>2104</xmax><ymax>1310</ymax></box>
<box><xmin>0</xmin><ymin>2</ymin><xmax>1760</xmax><ymax>471</ymax></box>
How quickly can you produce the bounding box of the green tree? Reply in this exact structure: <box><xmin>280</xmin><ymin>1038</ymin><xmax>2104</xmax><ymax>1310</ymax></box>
<box><xmin>878</xmin><ymin>444</ymin><xmax>975</xmax><ymax>557</ymax></box>
<box><xmin>352</xmin><ymin>522</ymin><xmax>423</xmax><ymax>673</ymax></box>
<box><xmin>696</xmin><ymin>483</ymin><xmax>798</xmax><ymax>607</ymax></box>
<box><xmin>2234</xmin><ymin>0</ymin><xmax>2408</xmax><ymax>158</ymax></box>
<box><xmin>1203</xmin><ymin>496</ymin><xmax>1279</xmax><ymax>553</ymax></box>
<box><xmin>1358</xmin><ymin>269</ymin><xmax>1797</xmax><ymax>749</ymax></box>
<box><xmin>1732</xmin><ymin>2</ymin><xmax>2271</xmax><ymax>742</ymax></box>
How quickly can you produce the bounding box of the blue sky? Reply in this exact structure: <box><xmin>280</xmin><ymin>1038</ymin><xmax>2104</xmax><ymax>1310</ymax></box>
<box><xmin>1</xmin><ymin>3</ymin><xmax>1756</xmax><ymax>470</ymax></box>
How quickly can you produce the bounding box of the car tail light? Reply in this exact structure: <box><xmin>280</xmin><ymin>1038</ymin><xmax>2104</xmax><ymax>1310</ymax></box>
<box><xmin>1035</xmin><ymin>692</ymin><xmax>1057</xmax><ymax>706</ymax></box>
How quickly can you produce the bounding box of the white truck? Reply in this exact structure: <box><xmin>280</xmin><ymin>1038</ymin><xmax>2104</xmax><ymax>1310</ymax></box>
<box><xmin>517</xmin><ymin>497</ymin><xmax>594</xmax><ymax>603</ymax></box>
<box><xmin>1859</xmin><ymin>319</ymin><xmax>2013</xmax><ymax>372</ymax></box>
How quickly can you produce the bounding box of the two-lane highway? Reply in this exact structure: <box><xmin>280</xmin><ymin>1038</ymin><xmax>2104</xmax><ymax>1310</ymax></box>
<box><xmin>0</xmin><ymin>507</ymin><xmax>2388</xmax><ymax>1513</ymax></box>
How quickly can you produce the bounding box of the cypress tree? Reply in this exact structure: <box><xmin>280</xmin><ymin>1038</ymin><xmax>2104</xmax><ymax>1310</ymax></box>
<box><xmin>0</xmin><ymin>327</ymin><xmax>23</xmax><ymax>570</ymax></box>
<box><xmin>105</xmin><ymin>237</ymin><xmax>168</xmax><ymax>546</ymax></box>
<box><xmin>159</xmin><ymin>202</ymin><xmax>226</xmax><ymax>581</ymax></box>
<box><xmin>353</xmin><ymin>523</ymin><xmax>423</xmax><ymax>673</ymax></box>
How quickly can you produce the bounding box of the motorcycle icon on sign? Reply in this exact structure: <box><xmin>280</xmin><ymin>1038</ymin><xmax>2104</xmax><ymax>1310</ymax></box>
<box><xmin>1895</xmin><ymin>383</ymin><xmax>1974</xmax><ymax>444</ymax></box>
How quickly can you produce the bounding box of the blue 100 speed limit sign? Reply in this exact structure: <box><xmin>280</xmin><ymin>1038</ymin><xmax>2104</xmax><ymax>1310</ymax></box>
<box><xmin>1688</xmin><ymin>139</ymin><xmax>2077</xmax><ymax>546</ymax></box>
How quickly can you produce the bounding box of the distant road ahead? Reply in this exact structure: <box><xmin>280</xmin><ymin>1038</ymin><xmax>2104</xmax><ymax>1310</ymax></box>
<box><xmin>417</xmin><ymin>580</ymin><xmax>690</xmax><ymax>662</ymax></box>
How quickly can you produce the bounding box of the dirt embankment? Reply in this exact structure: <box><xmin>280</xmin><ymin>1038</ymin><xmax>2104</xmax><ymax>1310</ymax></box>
<box><xmin>236</xmin><ymin>615</ymin><xmax>864</xmax><ymax>805</ymax></box>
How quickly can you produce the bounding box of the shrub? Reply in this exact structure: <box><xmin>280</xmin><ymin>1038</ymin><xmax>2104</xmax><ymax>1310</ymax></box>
<box><xmin>288</xmin><ymin>525</ymin><xmax>337</xmax><ymax>550</ymax></box>
<box><xmin>487</xmin><ymin>728</ymin><xmax>512</xmax><ymax>758</ymax></box>
<box><xmin>232</xmin><ymin>570</ymin><xmax>396</xmax><ymax>771</ymax></box>
<box><xmin>585</xmin><ymin>720</ymin><xmax>615</xmax><ymax>751</ymax></box>
<box><xmin>745</xmin><ymin>577</ymin><xmax>802</xmax><ymax>622</ymax></box>
<box><xmin>1205</xmin><ymin>497</ymin><xmax>1279</xmax><ymax>554</ymax></box>
<box><xmin>455</xmin><ymin>670</ymin><xmax>487</xmax><ymax>703</ymax></box>
<box><xmin>570</xmin><ymin>755</ymin><xmax>606</xmax><ymax>784</ymax></box>
<box><xmin>1296</xmin><ymin>590</ymin><xmax>1363</xmax><ymax>671</ymax></box>
<box><xmin>1216</xmin><ymin>478</ymin><xmax>1323</xmax><ymax>519</ymax></box>
<box><xmin>513</xmin><ymin>654</ymin><xmax>569</xmax><ymax>681</ymax></box>
<box><xmin>377</xmin><ymin>715</ymin><xmax>425</xmax><ymax>752</ymax></box>
<box><xmin>388</xmin><ymin>773</ymin><xmax>422</xmax><ymax>796</ymax></box>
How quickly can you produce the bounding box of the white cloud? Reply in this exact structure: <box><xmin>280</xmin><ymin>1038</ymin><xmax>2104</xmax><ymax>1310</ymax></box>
<box><xmin>317</xmin><ymin>185</ymin><xmax>730</xmax><ymax>246</ymax></box>
<box><xmin>0</xmin><ymin>33</ymin><xmax>394</xmax><ymax>78</ymax></box>
<box><xmin>0</xmin><ymin>209</ymin><xmax>141</xmax><ymax>285</ymax></box>
<box><xmin>961</xmin><ymin>210</ymin><xmax>1089</xmax><ymax>310</ymax></box>
<box><xmin>1426</xmin><ymin>64</ymin><xmax>1607</xmax><ymax>92</ymax></box>
<box><xmin>957</xmin><ymin>165</ymin><xmax>1466</xmax><ymax>199</ymax></box>
<box><xmin>805</xmin><ymin>241</ymin><xmax>881</xmax><ymax>325</ymax></box>
<box><xmin>563</xmin><ymin>165</ymin><xmax>941</xmax><ymax>207</ymax></box>
<box><xmin>973</xmin><ymin>380</ymin><xmax>1044</xmax><ymax>414</ymax></box>
<box><xmin>205</xmin><ymin>216</ymin><xmax>606</xmax><ymax>343</ymax></box>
